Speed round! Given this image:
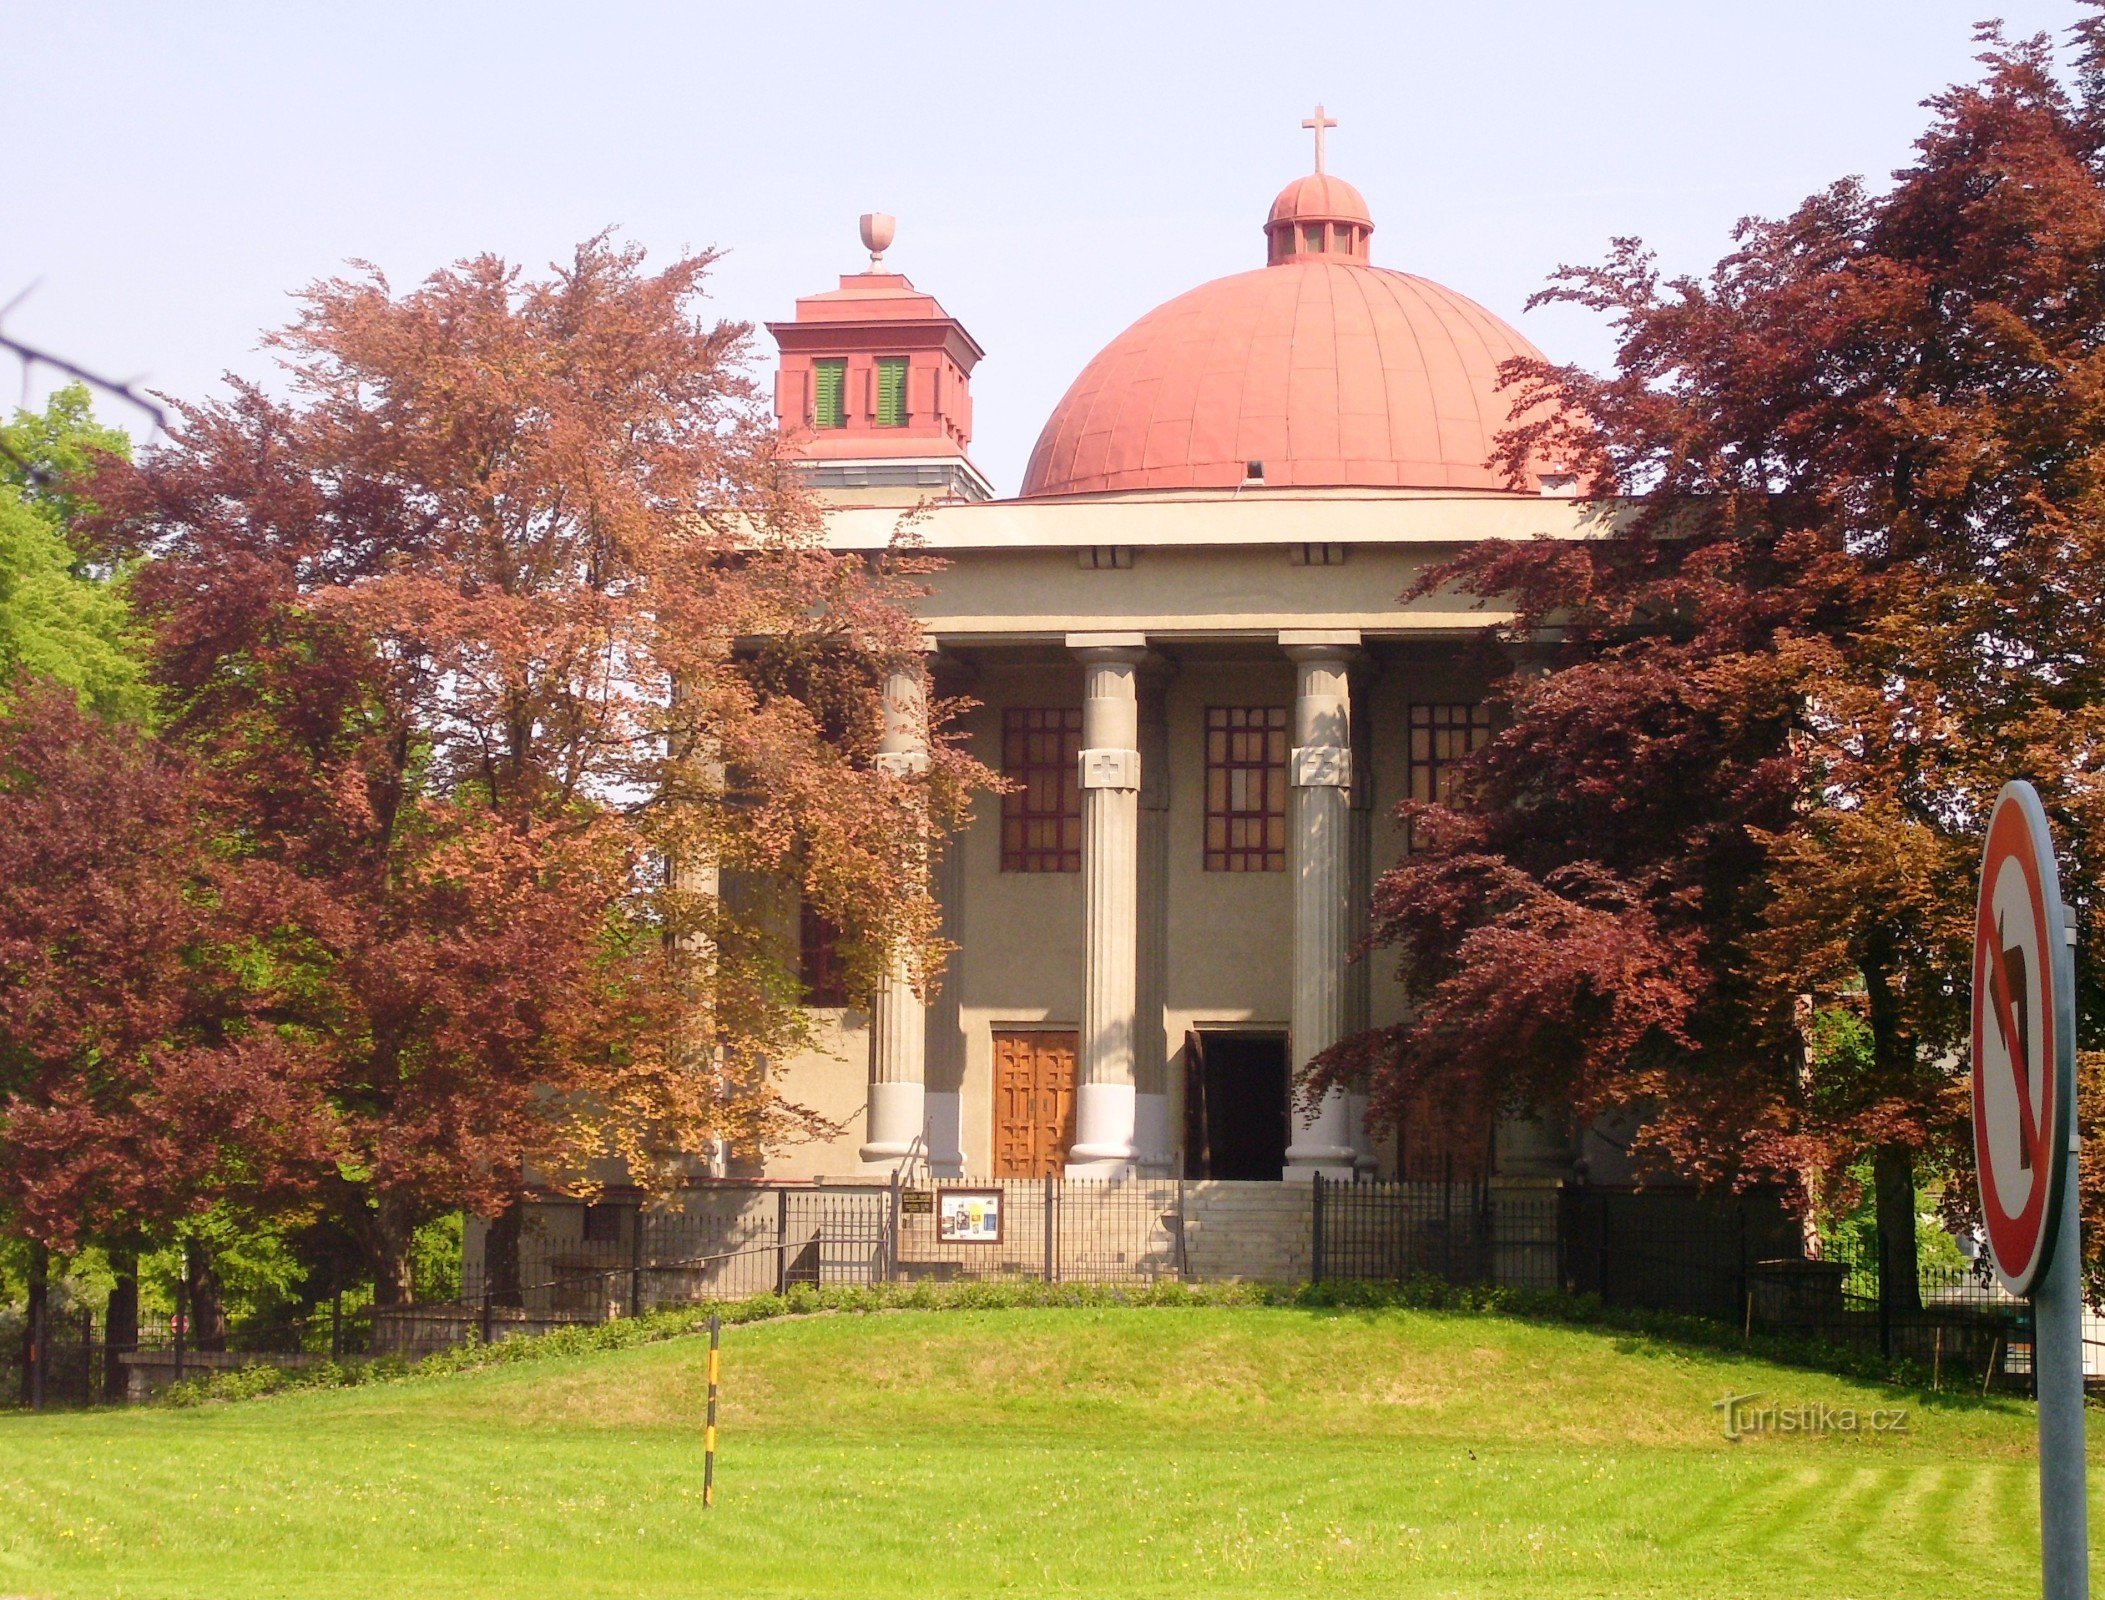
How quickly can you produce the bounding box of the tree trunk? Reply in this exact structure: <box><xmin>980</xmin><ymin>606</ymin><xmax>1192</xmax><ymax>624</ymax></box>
<box><xmin>20</xmin><ymin>1244</ymin><xmax>47</xmax><ymax>1408</ymax></box>
<box><xmin>485</xmin><ymin>1196</ymin><xmax>524</xmax><ymax>1309</ymax></box>
<box><xmin>105</xmin><ymin>1242</ymin><xmax>139</xmax><ymax>1404</ymax></box>
<box><xmin>186</xmin><ymin>1250</ymin><xmax>228</xmax><ymax>1352</ymax></box>
<box><xmin>370</xmin><ymin>1192</ymin><xmax>419</xmax><ymax>1309</ymax></box>
<box><xmin>1873</xmin><ymin>1142</ymin><xmax>1924</xmax><ymax>1315</ymax></box>
<box><xmin>1861</xmin><ymin>935</ymin><xmax>1924</xmax><ymax>1317</ymax></box>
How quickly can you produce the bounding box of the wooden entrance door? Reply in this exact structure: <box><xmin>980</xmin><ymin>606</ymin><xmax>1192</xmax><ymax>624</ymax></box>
<box><xmin>992</xmin><ymin>1030</ymin><xmax>1077</xmax><ymax>1177</ymax></box>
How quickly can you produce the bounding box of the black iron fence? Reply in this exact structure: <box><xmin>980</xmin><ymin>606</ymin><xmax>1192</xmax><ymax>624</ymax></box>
<box><xmin>4</xmin><ymin>1296</ymin><xmax>382</xmax><ymax>1407</ymax></box>
<box><xmin>1553</xmin><ymin>1185</ymin><xmax>2033</xmax><ymax>1387</ymax></box>
<box><xmin>3</xmin><ymin>1307</ymin><xmax>105</xmax><ymax>1408</ymax></box>
<box><xmin>1314</xmin><ymin>1175</ymin><xmax>1478</xmax><ymax>1284</ymax></box>
<box><xmin>1314</xmin><ymin>1178</ymin><xmax>2047</xmax><ymax>1391</ymax></box>
<box><xmin>1558</xmin><ymin>1184</ymin><xmax>1803</xmax><ymax>1323</ymax></box>
<box><xmin>443</xmin><ymin>1178</ymin><xmax>1187</xmax><ymax>1341</ymax></box>
<box><xmin>10</xmin><ymin>1175</ymin><xmax>2078</xmax><ymax>1405</ymax></box>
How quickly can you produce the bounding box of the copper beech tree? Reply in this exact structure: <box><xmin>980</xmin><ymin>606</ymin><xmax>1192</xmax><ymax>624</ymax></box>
<box><xmin>92</xmin><ymin>236</ymin><xmax>981</xmax><ymax>1302</ymax></box>
<box><xmin>1316</xmin><ymin>20</ymin><xmax>2105</xmax><ymax>1297</ymax></box>
<box><xmin>0</xmin><ymin>682</ymin><xmax>329</xmax><ymax>1255</ymax></box>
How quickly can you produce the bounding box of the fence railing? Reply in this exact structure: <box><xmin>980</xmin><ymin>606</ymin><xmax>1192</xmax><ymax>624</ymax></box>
<box><xmin>4</xmin><ymin>1298</ymin><xmax>382</xmax><ymax>1408</ymax></box>
<box><xmin>9</xmin><ymin>1175</ymin><xmax>2058</xmax><ymax>1405</ymax></box>
<box><xmin>449</xmin><ymin>1178</ymin><xmax>1190</xmax><ymax>1329</ymax></box>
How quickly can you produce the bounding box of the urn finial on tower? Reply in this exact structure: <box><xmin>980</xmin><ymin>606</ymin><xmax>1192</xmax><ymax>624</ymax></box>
<box><xmin>859</xmin><ymin>212</ymin><xmax>896</xmax><ymax>270</ymax></box>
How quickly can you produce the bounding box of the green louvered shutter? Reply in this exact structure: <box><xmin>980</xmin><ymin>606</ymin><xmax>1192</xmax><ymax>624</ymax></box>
<box><xmin>875</xmin><ymin>357</ymin><xmax>908</xmax><ymax>427</ymax></box>
<box><xmin>812</xmin><ymin>359</ymin><xmax>847</xmax><ymax>428</ymax></box>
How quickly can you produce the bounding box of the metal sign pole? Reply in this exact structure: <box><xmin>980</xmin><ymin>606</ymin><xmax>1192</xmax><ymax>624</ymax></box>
<box><xmin>1974</xmin><ymin>783</ymin><xmax>2089</xmax><ymax>1599</ymax></box>
<box><xmin>2036</xmin><ymin>1144</ymin><xmax>2088</xmax><ymax>1600</ymax></box>
<box><xmin>2038</xmin><ymin>857</ymin><xmax>2087</xmax><ymax>1600</ymax></box>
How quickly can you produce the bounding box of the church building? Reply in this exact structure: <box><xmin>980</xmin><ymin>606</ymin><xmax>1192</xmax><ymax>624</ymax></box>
<box><xmin>756</xmin><ymin>113</ymin><xmax>1599</xmax><ymax>1189</ymax></box>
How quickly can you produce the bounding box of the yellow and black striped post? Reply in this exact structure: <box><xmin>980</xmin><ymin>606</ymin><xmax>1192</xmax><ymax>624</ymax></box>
<box><xmin>703</xmin><ymin>1312</ymin><xmax>721</xmax><ymax>1508</ymax></box>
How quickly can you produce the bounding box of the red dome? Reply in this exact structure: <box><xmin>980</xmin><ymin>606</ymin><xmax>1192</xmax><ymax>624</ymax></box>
<box><xmin>1020</xmin><ymin>259</ymin><xmax>1553</xmax><ymax>498</ymax></box>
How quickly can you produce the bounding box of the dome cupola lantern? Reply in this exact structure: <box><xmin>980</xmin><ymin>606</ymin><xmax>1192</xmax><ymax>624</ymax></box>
<box><xmin>1264</xmin><ymin>105</ymin><xmax>1373</xmax><ymax>264</ymax></box>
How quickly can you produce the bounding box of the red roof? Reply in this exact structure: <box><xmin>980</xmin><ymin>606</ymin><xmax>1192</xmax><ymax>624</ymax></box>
<box><xmin>1021</xmin><ymin>172</ymin><xmax>1558</xmax><ymax>499</ymax></box>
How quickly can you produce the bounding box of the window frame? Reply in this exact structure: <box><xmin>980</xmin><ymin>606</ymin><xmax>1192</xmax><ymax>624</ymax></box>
<box><xmin>1204</xmin><ymin>705</ymin><xmax>1289</xmax><ymax>873</ymax></box>
<box><xmin>1406</xmin><ymin>702</ymin><xmax>1494</xmax><ymax>850</ymax></box>
<box><xmin>799</xmin><ymin>900</ymin><xmax>850</xmax><ymax>1006</ymax></box>
<box><xmin>1000</xmin><ymin>707</ymin><xmax>1083</xmax><ymax>873</ymax></box>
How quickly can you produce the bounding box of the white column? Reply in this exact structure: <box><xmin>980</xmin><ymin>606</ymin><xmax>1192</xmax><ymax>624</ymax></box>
<box><xmin>1067</xmin><ymin>633</ymin><xmax>1146</xmax><ymax>1179</ymax></box>
<box><xmin>924</xmin><ymin>831</ymin><xmax>967</xmax><ymax>1178</ymax></box>
<box><xmin>667</xmin><ymin>758</ymin><xmax>730</xmax><ymax>1179</ymax></box>
<box><xmin>1134</xmin><ymin>667</ymin><xmax>1173</xmax><ymax>1175</ymax></box>
<box><xmin>1283</xmin><ymin>632</ymin><xmax>1360</xmax><ymax>1181</ymax></box>
<box><xmin>860</xmin><ymin>659</ymin><xmax>931</xmax><ymax>1171</ymax></box>
<box><xmin>1345</xmin><ymin>665</ymin><xmax>1380</xmax><ymax>1173</ymax></box>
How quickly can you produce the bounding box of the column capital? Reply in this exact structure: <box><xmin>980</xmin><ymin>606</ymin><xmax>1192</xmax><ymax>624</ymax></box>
<box><xmin>875</xmin><ymin>635</ymin><xmax>943</xmax><ymax>673</ymax></box>
<box><xmin>1067</xmin><ymin>631</ymin><xmax>1149</xmax><ymax>661</ymax></box>
<box><xmin>1278</xmin><ymin>628</ymin><xmax>1363</xmax><ymax>656</ymax></box>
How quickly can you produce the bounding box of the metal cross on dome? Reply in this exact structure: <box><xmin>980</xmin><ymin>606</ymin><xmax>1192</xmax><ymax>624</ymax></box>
<box><xmin>1302</xmin><ymin>104</ymin><xmax>1338</xmax><ymax>173</ymax></box>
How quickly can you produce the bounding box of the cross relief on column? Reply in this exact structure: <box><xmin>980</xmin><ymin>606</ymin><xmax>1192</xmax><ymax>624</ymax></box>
<box><xmin>1289</xmin><ymin>742</ymin><xmax>1351</xmax><ymax>789</ymax></box>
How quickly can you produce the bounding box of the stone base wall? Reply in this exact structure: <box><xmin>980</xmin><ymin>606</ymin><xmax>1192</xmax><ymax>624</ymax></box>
<box><xmin>468</xmin><ymin>1178</ymin><xmax>1357</xmax><ymax>1299</ymax></box>
<box><xmin>118</xmin><ymin>1349</ymin><xmax>321</xmax><ymax>1403</ymax></box>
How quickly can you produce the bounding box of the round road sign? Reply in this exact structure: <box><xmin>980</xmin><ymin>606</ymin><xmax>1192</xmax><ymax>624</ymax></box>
<box><xmin>1972</xmin><ymin>781</ymin><xmax>2077</xmax><ymax>1297</ymax></box>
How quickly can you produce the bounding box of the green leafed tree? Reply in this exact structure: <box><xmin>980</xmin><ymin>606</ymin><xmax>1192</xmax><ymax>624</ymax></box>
<box><xmin>0</xmin><ymin>383</ymin><xmax>149</xmax><ymax>721</ymax></box>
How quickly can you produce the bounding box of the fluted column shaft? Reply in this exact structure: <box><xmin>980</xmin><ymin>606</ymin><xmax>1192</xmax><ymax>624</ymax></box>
<box><xmin>1068</xmin><ymin>636</ymin><xmax>1146</xmax><ymax>1178</ymax></box>
<box><xmin>666</xmin><ymin>730</ymin><xmax>728</xmax><ymax>1178</ymax></box>
<box><xmin>924</xmin><ymin>829</ymin><xmax>968</xmax><ymax>1178</ymax></box>
<box><xmin>1134</xmin><ymin>669</ymin><xmax>1172</xmax><ymax>1174</ymax></box>
<box><xmin>1345</xmin><ymin>668</ymin><xmax>1379</xmax><ymax>1172</ymax></box>
<box><xmin>860</xmin><ymin>660</ymin><xmax>931</xmax><ymax>1170</ymax></box>
<box><xmin>1284</xmin><ymin>638</ymin><xmax>1359</xmax><ymax>1180</ymax></box>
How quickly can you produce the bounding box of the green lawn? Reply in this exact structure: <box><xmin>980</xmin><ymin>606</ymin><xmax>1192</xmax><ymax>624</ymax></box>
<box><xmin>0</xmin><ymin>1303</ymin><xmax>2089</xmax><ymax>1599</ymax></box>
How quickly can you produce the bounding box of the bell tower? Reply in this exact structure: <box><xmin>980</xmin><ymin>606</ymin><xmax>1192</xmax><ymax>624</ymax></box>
<box><xmin>767</xmin><ymin>214</ymin><xmax>994</xmax><ymax>505</ymax></box>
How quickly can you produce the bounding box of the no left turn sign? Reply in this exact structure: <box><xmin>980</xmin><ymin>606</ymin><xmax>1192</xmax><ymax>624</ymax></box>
<box><xmin>1972</xmin><ymin>781</ymin><xmax>2078</xmax><ymax>1297</ymax></box>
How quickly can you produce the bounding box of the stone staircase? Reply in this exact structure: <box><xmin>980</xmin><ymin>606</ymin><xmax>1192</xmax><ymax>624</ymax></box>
<box><xmin>1180</xmin><ymin>1181</ymin><xmax>1314</xmax><ymax>1282</ymax></box>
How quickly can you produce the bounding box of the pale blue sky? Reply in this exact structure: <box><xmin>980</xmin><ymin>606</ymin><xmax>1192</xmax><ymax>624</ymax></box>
<box><xmin>2</xmin><ymin>1</ymin><xmax>2087</xmax><ymax>493</ymax></box>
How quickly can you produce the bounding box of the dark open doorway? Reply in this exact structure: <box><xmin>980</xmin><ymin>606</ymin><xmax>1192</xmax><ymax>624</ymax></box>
<box><xmin>1183</xmin><ymin>1030</ymin><xmax>1289</xmax><ymax>1180</ymax></box>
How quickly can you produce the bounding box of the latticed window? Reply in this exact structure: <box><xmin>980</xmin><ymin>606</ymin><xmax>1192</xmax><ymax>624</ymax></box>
<box><xmin>1407</xmin><ymin>702</ymin><xmax>1493</xmax><ymax>849</ymax></box>
<box><xmin>874</xmin><ymin>357</ymin><xmax>909</xmax><ymax>427</ymax></box>
<box><xmin>580</xmin><ymin>1202</ymin><xmax>626</xmax><ymax>1245</ymax></box>
<box><xmin>1001</xmin><ymin>708</ymin><xmax>1082</xmax><ymax>873</ymax></box>
<box><xmin>811</xmin><ymin>359</ymin><xmax>847</xmax><ymax>428</ymax></box>
<box><xmin>799</xmin><ymin>901</ymin><xmax>849</xmax><ymax>1006</ymax></box>
<box><xmin>1205</xmin><ymin>706</ymin><xmax>1288</xmax><ymax>872</ymax></box>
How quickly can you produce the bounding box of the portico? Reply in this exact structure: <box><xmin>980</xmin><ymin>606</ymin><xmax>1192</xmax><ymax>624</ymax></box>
<box><xmin>753</xmin><ymin>130</ymin><xmax>1601</xmax><ymax>1189</ymax></box>
<box><xmin>745</xmin><ymin>479</ymin><xmax>1599</xmax><ymax>1187</ymax></box>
